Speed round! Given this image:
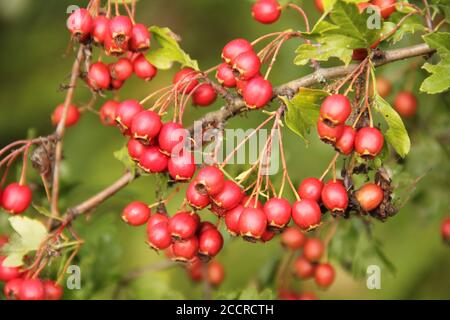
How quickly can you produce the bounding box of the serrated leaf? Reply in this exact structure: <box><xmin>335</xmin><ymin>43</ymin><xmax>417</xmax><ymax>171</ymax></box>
<box><xmin>281</xmin><ymin>88</ymin><xmax>329</xmax><ymax>144</ymax></box>
<box><xmin>420</xmin><ymin>32</ymin><xmax>450</xmax><ymax>94</ymax></box>
<box><xmin>147</xmin><ymin>26</ymin><xmax>199</xmax><ymax>70</ymax></box>
<box><xmin>385</xmin><ymin>13</ymin><xmax>425</xmax><ymax>44</ymax></box>
<box><xmin>113</xmin><ymin>145</ymin><xmax>137</xmax><ymax>174</ymax></box>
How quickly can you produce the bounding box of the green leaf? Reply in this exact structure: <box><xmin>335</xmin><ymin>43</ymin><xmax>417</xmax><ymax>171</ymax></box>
<box><xmin>1</xmin><ymin>216</ymin><xmax>48</xmax><ymax>267</ymax></box>
<box><xmin>373</xmin><ymin>94</ymin><xmax>411</xmax><ymax>158</ymax></box>
<box><xmin>420</xmin><ymin>32</ymin><xmax>450</xmax><ymax>94</ymax></box>
<box><xmin>113</xmin><ymin>145</ymin><xmax>137</xmax><ymax>174</ymax></box>
<box><xmin>281</xmin><ymin>88</ymin><xmax>329</xmax><ymax>144</ymax></box>
<box><xmin>147</xmin><ymin>26</ymin><xmax>199</xmax><ymax>70</ymax></box>
<box><xmin>238</xmin><ymin>285</ymin><xmax>274</xmax><ymax>300</ymax></box>
<box><xmin>385</xmin><ymin>13</ymin><xmax>425</xmax><ymax>44</ymax></box>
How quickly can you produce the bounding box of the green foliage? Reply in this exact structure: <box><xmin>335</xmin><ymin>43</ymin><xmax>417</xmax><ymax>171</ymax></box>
<box><xmin>420</xmin><ymin>32</ymin><xmax>450</xmax><ymax>94</ymax></box>
<box><xmin>113</xmin><ymin>144</ymin><xmax>137</xmax><ymax>174</ymax></box>
<box><xmin>217</xmin><ymin>285</ymin><xmax>274</xmax><ymax>300</ymax></box>
<box><xmin>384</xmin><ymin>13</ymin><xmax>425</xmax><ymax>44</ymax></box>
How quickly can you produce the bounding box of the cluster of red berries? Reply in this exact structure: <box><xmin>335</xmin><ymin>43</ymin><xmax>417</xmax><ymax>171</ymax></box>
<box><xmin>0</xmin><ymin>182</ymin><xmax>33</xmax><ymax>216</ymax></box>
<box><xmin>317</xmin><ymin>94</ymin><xmax>384</xmax><ymax>158</ymax></box>
<box><xmin>0</xmin><ymin>237</ymin><xmax>63</xmax><ymax>300</ymax></box>
<box><xmin>216</xmin><ymin>39</ymin><xmax>273</xmax><ymax>109</ymax></box>
<box><xmin>186</xmin><ymin>259</ymin><xmax>225</xmax><ymax>287</ymax></box>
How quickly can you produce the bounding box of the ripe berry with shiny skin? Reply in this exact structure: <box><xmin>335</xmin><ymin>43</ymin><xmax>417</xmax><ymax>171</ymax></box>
<box><xmin>198</xmin><ymin>228</ymin><xmax>224</xmax><ymax>259</ymax></box>
<box><xmin>292</xmin><ymin>199</ymin><xmax>322</xmax><ymax>230</ymax></box>
<box><xmin>212</xmin><ymin>180</ymin><xmax>243</xmax><ymax>211</ymax></box>
<box><xmin>133</xmin><ymin>54</ymin><xmax>158</xmax><ymax>81</ymax></box>
<box><xmin>67</xmin><ymin>8</ymin><xmax>93</xmax><ymax>42</ymax></box>
<box><xmin>315</xmin><ymin>0</ymin><xmax>324</xmax><ymax>12</ymax></box>
<box><xmin>320</xmin><ymin>94</ymin><xmax>352</xmax><ymax>126</ymax></box>
<box><xmin>372</xmin><ymin>0</ymin><xmax>396</xmax><ymax>19</ymax></box>
<box><xmin>321</xmin><ymin>180</ymin><xmax>348</xmax><ymax>214</ymax></box>
<box><xmin>139</xmin><ymin>146</ymin><xmax>169</xmax><ymax>173</ymax></box>
<box><xmin>297</xmin><ymin>178</ymin><xmax>323</xmax><ymax>202</ymax></box>
<box><xmin>99</xmin><ymin>100</ymin><xmax>119</xmax><ymax>126</ymax></box>
<box><xmin>130</xmin><ymin>23</ymin><xmax>151</xmax><ymax>52</ymax></box>
<box><xmin>130</xmin><ymin>110</ymin><xmax>162</xmax><ymax>143</ymax></box>
<box><xmin>264</xmin><ymin>197</ymin><xmax>291</xmax><ymax>229</ymax></box>
<box><xmin>317</xmin><ymin>120</ymin><xmax>344</xmax><ymax>144</ymax></box>
<box><xmin>236</xmin><ymin>78</ymin><xmax>249</xmax><ymax>95</ymax></box>
<box><xmin>216</xmin><ymin>63</ymin><xmax>236</xmax><ymax>87</ymax></box>
<box><xmin>110</xmin><ymin>58</ymin><xmax>133</xmax><ymax>81</ymax></box>
<box><xmin>192</xmin><ymin>83</ymin><xmax>217</xmax><ymax>106</ymax></box>
<box><xmin>303</xmin><ymin>238</ymin><xmax>324</xmax><ymax>262</ymax></box>
<box><xmin>335</xmin><ymin>125</ymin><xmax>356</xmax><ymax>155</ymax></box>
<box><xmin>354</xmin><ymin>127</ymin><xmax>384</xmax><ymax>157</ymax></box>
<box><xmin>4</xmin><ymin>278</ymin><xmax>23</xmax><ymax>300</ymax></box>
<box><xmin>172</xmin><ymin>237</ymin><xmax>199</xmax><ymax>262</ymax></box>
<box><xmin>243</xmin><ymin>76</ymin><xmax>273</xmax><ymax>109</ymax></box>
<box><xmin>294</xmin><ymin>256</ymin><xmax>316</xmax><ymax>279</ymax></box>
<box><xmin>197</xmin><ymin>221</ymin><xmax>216</xmax><ymax>235</ymax></box>
<box><xmin>2</xmin><ymin>183</ymin><xmax>32</xmax><ymax>215</ymax></box>
<box><xmin>252</xmin><ymin>0</ymin><xmax>281</xmax><ymax>24</ymax></box>
<box><xmin>127</xmin><ymin>139</ymin><xmax>148</xmax><ymax>161</ymax></box>
<box><xmin>147</xmin><ymin>213</ymin><xmax>169</xmax><ymax>233</ymax></box>
<box><xmin>92</xmin><ymin>15</ymin><xmax>109</xmax><ymax>44</ymax></box>
<box><xmin>356</xmin><ymin>183</ymin><xmax>384</xmax><ymax>211</ymax></box>
<box><xmin>18</xmin><ymin>278</ymin><xmax>45</xmax><ymax>300</ymax></box>
<box><xmin>208</xmin><ymin>261</ymin><xmax>225</xmax><ymax>286</ymax></box>
<box><xmin>147</xmin><ymin>222</ymin><xmax>171</xmax><ymax>250</ymax></box>
<box><xmin>122</xmin><ymin>201</ymin><xmax>151</xmax><ymax>226</ymax></box>
<box><xmin>186</xmin><ymin>182</ymin><xmax>210</xmax><ymax>210</ymax></box>
<box><xmin>173</xmin><ymin>68</ymin><xmax>199</xmax><ymax>93</ymax></box>
<box><xmin>115</xmin><ymin>99</ymin><xmax>143</xmax><ymax>130</ymax></box>
<box><xmin>375</xmin><ymin>77</ymin><xmax>392</xmax><ymax>98</ymax></box>
<box><xmin>158</xmin><ymin>122</ymin><xmax>187</xmax><ymax>155</ymax></box>
<box><xmin>315</xmin><ymin>263</ymin><xmax>335</xmax><ymax>288</ymax></box>
<box><xmin>280</xmin><ymin>227</ymin><xmax>306</xmax><ymax>250</ymax></box>
<box><xmin>225</xmin><ymin>205</ymin><xmax>244</xmax><ymax>236</ymax></box>
<box><xmin>168</xmin><ymin>151</ymin><xmax>196</xmax><ymax>181</ymax></box>
<box><xmin>0</xmin><ymin>256</ymin><xmax>22</xmax><ymax>282</ymax></box>
<box><xmin>168</xmin><ymin>212</ymin><xmax>198</xmax><ymax>240</ymax></box>
<box><xmin>442</xmin><ymin>218</ymin><xmax>450</xmax><ymax>244</ymax></box>
<box><xmin>239</xmin><ymin>207</ymin><xmax>267</xmax><ymax>241</ymax></box>
<box><xmin>394</xmin><ymin>91</ymin><xmax>417</xmax><ymax>117</ymax></box>
<box><xmin>194</xmin><ymin>166</ymin><xmax>225</xmax><ymax>196</ymax></box>
<box><xmin>233</xmin><ymin>51</ymin><xmax>261</xmax><ymax>80</ymax></box>
<box><xmin>52</xmin><ymin>104</ymin><xmax>80</xmax><ymax>127</ymax></box>
<box><xmin>109</xmin><ymin>15</ymin><xmax>133</xmax><ymax>44</ymax></box>
<box><xmin>88</xmin><ymin>62</ymin><xmax>111</xmax><ymax>90</ymax></box>
<box><xmin>222</xmin><ymin>38</ymin><xmax>253</xmax><ymax>64</ymax></box>
<box><xmin>260</xmin><ymin>230</ymin><xmax>276</xmax><ymax>243</ymax></box>
<box><xmin>43</xmin><ymin>280</ymin><xmax>63</xmax><ymax>300</ymax></box>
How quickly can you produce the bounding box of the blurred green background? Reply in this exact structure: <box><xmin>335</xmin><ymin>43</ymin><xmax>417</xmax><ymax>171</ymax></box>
<box><xmin>0</xmin><ymin>0</ymin><xmax>449</xmax><ymax>300</ymax></box>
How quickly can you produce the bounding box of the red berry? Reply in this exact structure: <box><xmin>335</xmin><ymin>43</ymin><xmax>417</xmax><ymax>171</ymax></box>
<box><xmin>243</xmin><ymin>76</ymin><xmax>273</xmax><ymax>109</ymax></box>
<box><xmin>115</xmin><ymin>99</ymin><xmax>144</xmax><ymax>130</ymax></box>
<box><xmin>264</xmin><ymin>197</ymin><xmax>291</xmax><ymax>229</ymax></box>
<box><xmin>375</xmin><ymin>77</ymin><xmax>392</xmax><ymax>98</ymax></box>
<box><xmin>110</xmin><ymin>58</ymin><xmax>133</xmax><ymax>81</ymax></box>
<box><xmin>294</xmin><ymin>256</ymin><xmax>316</xmax><ymax>279</ymax></box>
<box><xmin>194</xmin><ymin>166</ymin><xmax>225</xmax><ymax>196</ymax></box>
<box><xmin>241</xmin><ymin>195</ymin><xmax>263</xmax><ymax>209</ymax></box>
<box><xmin>197</xmin><ymin>221</ymin><xmax>216</xmax><ymax>234</ymax></box>
<box><xmin>52</xmin><ymin>104</ymin><xmax>80</xmax><ymax>127</ymax></box>
<box><xmin>104</xmin><ymin>31</ymin><xmax>128</xmax><ymax>55</ymax></box>
<box><xmin>43</xmin><ymin>280</ymin><xmax>63</xmax><ymax>300</ymax></box>
<box><xmin>212</xmin><ymin>180</ymin><xmax>243</xmax><ymax>211</ymax></box>
<box><xmin>222</xmin><ymin>38</ymin><xmax>253</xmax><ymax>64</ymax></box>
<box><xmin>67</xmin><ymin>8</ymin><xmax>93</xmax><ymax>41</ymax></box>
<box><xmin>298</xmin><ymin>178</ymin><xmax>323</xmax><ymax>202</ymax></box>
<box><xmin>357</xmin><ymin>2</ymin><xmax>371</xmax><ymax>12</ymax></box>
<box><xmin>18</xmin><ymin>278</ymin><xmax>45</xmax><ymax>300</ymax></box>
<box><xmin>127</xmin><ymin>139</ymin><xmax>148</xmax><ymax>161</ymax></box>
<box><xmin>297</xmin><ymin>292</ymin><xmax>318</xmax><ymax>300</ymax></box>
<box><xmin>130</xmin><ymin>23</ymin><xmax>151</xmax><ymax>52</ymax></box>
<box><xmin>147</xmin><ymin>213</ymin><xmax>169</xmax><ymax>232</ymax></box>
<box><xmin>110</xmin><ymin>79</ymin><xmax>124</xmax><ymax>91</ymax></box>
<box><xmin>280</xmin><ymin>227</ymin><xmax>306</xmax><ymax>250</ymax></box>
<box><xmin>168</xmin><ymin>151</ymin><xmax>196</xmax><ymax>181</ymax></box>
<box><xmin>186</xmin><ymin>181</ymin><xmax>210</xmax><ymax>210</ymax></box>
<box><xmin>168</xmin><ymin>212</ymin><xmax>198</xmax><ymax>240</ymax></box>
<box><xmin>216</xmin><ymin>63</ymin><xmax>236</xmax><ymax>87</ymax></box>
<box><xmin>317</xmin><ymin>120</ymin><xmax>344</xmax><ymax>144</ymax></box>
<box><xmin>172</xmin><ymin>237</ymin><xmax>199</xmax><ymax>262</ymax></box>
<box><xmin>315</xmin><ymin>0</ymin><xmax>324</xmax><ymax>12</ymax></box>
<box><xmin>2</xmin><ymin>183</ymin><xmax>32</xmax><ymax>215</ymax></box>
<box><xmin>173</xmin><ymin>68</ymin><xmax>199</xmax><ymax>94</ymax></box>
<box><xmin>252</xmin><ymin>0</ymin><xmax>281</xmax><ymax>24</ymax></box>
<box><xmin>158</xmin><ymin>122</ymin><xmax>187</xmax><ymax>155</ymax></box>
<box><xmin>355</xmin><ymin>183</ymin><xmax>384</xmax><ymax>211</ymax></box>
<box><xmin>335</xmin><ymin>125</ymin><xmax>356</xmax><ymax>155</ymax></box>
<box><xmin>321</xmin><ymin>180</ymin><xmax>348</xmax><ymax>214</ymax></box>
<box><xmin>394</xmin><ymin>91</ymin><xmax>417</xmax><ymax>117</ymax></box>
<box><xmin>260</xmin><ymin>229</ymin><xmax>276</xmax><ymax>243</ymax></box>
<box><xmin>88</xmin><ymin>61</ymin><xmax>111</xmax><ymax>90</ymax></box>
<box><xmin>0</xmin><ymin>256</ymin><xmax>22</xmax><ymax>282</ymax></box>
<box><xmin>236</xmin><ymin>78</ymin><xmax>249</xmax><ymax>95</ymax></box>
<box><xmin>192</xmin><ymin>83</ymin><xmax>217</xmax><ymax>107</ymax></box>
<box><xmin>130</xmin><ymin>110</ymin><xmax>162</xmax><ymax>143</ymax></box>
<box><xmin>4</xmin><ymin>278</ymin><xmax>23</xmax><ymax>300</ymax></box>
<box><xmin>99</xmin><ymin>100</ymin><xmax>119</xmax><ymax>126</ymax></box>
<box><xmin>133</xmin><ymin>54</ymin><xmax>158</xmax><ymax>81</ymax></box>
<box><xmin>303</xmin><ymin>238</ymin><xmax>324</xmax><ymax>262</ymax></box>
<box><xmin>109</xmin><ymin>15</ymin><xmax>133</xmax><ymax>44</ymax></box>
<box><xmin>314</xmin><ymin>263</ymin><xmax>335</xmax><ymax>288</ymax></box>
<box><xmin>198</xmin><ymin>228</ymin><xmax>224</xmax><ymax>259</ymax></box>
<box><xmin>147</xmin><ymin>222</ymin><xmax>171</xmax><ymax>250</ymax></box>
<box><xmin>91</xmin><ymin>15</ymin><xmax>109</xmax><ymax>44</ymax></box>
<box><xmin>139</xmin><ymin>146</ymin><xmax>169</xmax><ymax>173</ymax></box>
<box><xmin>225</xmin><ymin>205</ymin><xmax>244</xmax><ymax>236</ymax></box>
<box><xmin>207</xmin><ymin>261</ymin><xmax>225</xmax><ymax>286</ymax></box>
<box><xmin>122</xmin><ymin>201</ymin><xmax>151</xmax><ymax>226</ymax></box>
<box><xmin>238</xmin><ymin>207</ymin><xmax>267</xmax><ymax>240</ymax></box>
<box><xmin>442</xmin><ymin>218</ymin><xmax>450</xmax><ymax>244</ymax></box>
<box><xmin>292</xmin><ymin>199</ymin><xmax>322</xmax><ymax>230</ymax></box>
<box><xmin>320</xmin><ymin>94</ymin><xmax>352</xmax><ymax>126</ymax></box>
<box><xmin>372</xmin><ymin>0</ymin><xmax>396</xmax><ymax>19</ymax></box>
<box><xmin>354</xmin><ymin>127</ymin><xmax>384</xmax><ymax>157</ymax></box>
<box><xmin>233</xmin><ymin>51</ymin><xmax>261</xmax><ymax>80</ymax></box>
